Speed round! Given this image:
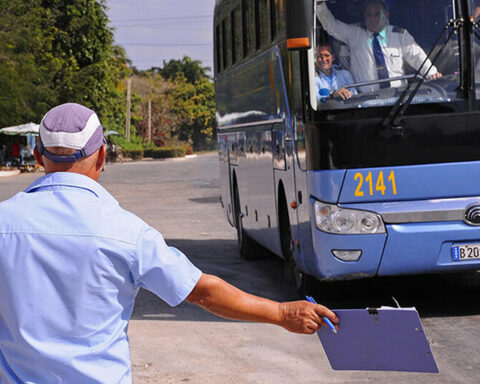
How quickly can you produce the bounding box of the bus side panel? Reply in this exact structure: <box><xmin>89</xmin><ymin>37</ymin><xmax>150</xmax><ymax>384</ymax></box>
<box><xmin>217</xmin><ymin>47</ymin><xmax>291</xmax><ymax>255</ymax></box>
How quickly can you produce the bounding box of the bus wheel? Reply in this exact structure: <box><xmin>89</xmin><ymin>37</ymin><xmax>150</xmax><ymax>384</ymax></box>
<box><xmin>233</xmin><ymin>184</ymin><xmax>262</xmax><ymax>260</ymax></box>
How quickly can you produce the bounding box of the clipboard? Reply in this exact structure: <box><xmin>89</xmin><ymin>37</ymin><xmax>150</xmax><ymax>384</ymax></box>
<box><xmin>317</xmin><ymin>307</ymin><xmax>439</xmax><ymax>373</ymax></box>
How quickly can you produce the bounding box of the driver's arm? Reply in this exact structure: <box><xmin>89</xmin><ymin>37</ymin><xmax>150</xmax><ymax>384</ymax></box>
<box><xmin>401</xmin><ymin>29</ymin><xmax>442</xmax><ymax>80</ymax></box>
<box><xmin>316</xmin><ymin>2</ymin><xmax>360</xmax><ymax>47</ymax></box>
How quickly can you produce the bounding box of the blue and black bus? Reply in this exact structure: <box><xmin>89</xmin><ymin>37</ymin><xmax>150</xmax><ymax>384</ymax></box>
<box><xmin>214</xmin><ymin>0</ymin><xmax>480</xmax><ymax>289</ymax></box>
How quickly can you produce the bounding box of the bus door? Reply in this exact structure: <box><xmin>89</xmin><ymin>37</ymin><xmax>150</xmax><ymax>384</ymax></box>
<box><xmin>273</xmin><ymin>119</ymin><xmax>302</xmax><ymax>261</ymax></box>
<box><xmin>218</xmin><ymin>133</ymin><xmax>235</xmax><ymax>226</ymax></box>
<box><xmin>236</xmin><ymin>124</ymin><xmax>278</xmax><ymax>253</ymax></box>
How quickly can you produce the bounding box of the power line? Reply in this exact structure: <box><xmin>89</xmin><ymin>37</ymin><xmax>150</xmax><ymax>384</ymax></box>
<box><xmin>112</xmin><ymin>15</ymin><xmax>212</xmax><ymax>23</ymax></box>
<box><xmin>114</xmin><ymin>25</ymin><xmax>211</xmax><ymax>30</ymax></box>
<box><xmin>119</xmin><ymin>43</ymin><xmax>211</xmax><ymax>46</ymax></box>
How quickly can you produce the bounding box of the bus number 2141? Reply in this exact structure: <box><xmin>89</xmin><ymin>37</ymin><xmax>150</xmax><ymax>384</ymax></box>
<box><xmin>354</xmin><ymin>171</ymin><xmax>397</xmax><ymax>197</ymax></box>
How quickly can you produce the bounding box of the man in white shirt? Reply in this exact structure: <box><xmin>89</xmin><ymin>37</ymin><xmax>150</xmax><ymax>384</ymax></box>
<box><xmin>316</xmin><ymin>0</ymin><xmax>442</xmax><ymax>92</ymax></box>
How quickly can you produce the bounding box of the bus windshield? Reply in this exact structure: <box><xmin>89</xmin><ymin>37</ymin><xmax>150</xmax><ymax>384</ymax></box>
<box><xmin>312</xmin><ymin>0</ymin><xmax>460</xmax><ymax>110</ymax></box>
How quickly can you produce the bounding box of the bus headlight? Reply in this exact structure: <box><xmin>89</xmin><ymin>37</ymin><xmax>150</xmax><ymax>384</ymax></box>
<box><xmin>314</xmin><ymin>201</ymin><xmax>386</xmax><ymax>234</ymax></box>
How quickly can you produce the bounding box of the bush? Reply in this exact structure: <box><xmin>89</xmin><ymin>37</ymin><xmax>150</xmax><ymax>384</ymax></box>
<box><xmin>144</xmin><ymin>146</ymin><xmax>187</xmax><ymax>158</ymax></box>
<box><xmin>122</xmin><ymin>148</ymin><xmax>144</xmax><ymax>160</ymax></box>
<box><xmin>111</xmin><ymin>136</ymin><xmax>144</xmax><ymax>160</ymax></box>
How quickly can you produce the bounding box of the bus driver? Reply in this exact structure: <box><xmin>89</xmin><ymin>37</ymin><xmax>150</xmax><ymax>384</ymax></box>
<box><xmin>316</xmin><ymin>0</ymin><xmax>442</xmax><ymax>92</ymax></box>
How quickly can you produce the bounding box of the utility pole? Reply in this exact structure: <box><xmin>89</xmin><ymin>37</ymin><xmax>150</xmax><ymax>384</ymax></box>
<box><xmin>126</xmin><ymin>76</ymin><xmax>132</xmax><ymax>142</ymax></box>
<box><xmin>147</xmin><ymin>99</ymin><xmax>152</xmax><ymax>143</ymax></box>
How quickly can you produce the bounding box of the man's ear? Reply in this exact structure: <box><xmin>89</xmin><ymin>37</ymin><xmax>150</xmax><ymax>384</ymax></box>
<box><xmin>96</xmin><ymin>145</ymin><xmax>106</xmax><ymax>170</ymax></box>
<box><xmin>33</xmin><ymin>146</ymin><xmax>44</xmax><ymax>167</ymax></box>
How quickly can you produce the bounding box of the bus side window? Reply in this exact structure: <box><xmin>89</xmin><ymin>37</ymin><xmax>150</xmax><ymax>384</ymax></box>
<box><xmin>216</xmin><ymin>24</ymin><xmax>223</xmax><ymax>73</ymax></box>
<box><xmin>241</xmin><ymin>0</ymin><xmax>249</xmax><ymax>58</ymax></box>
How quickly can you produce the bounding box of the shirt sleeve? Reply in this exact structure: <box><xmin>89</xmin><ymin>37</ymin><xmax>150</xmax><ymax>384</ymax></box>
<box><xmin>316</xmin><ymin>2</ymin><xmax>360</xmax><ymax>46</ymax></box>
<box><xmin>131</xmin><ymin>226</ymin><xmax>202</xmax><ymax>306</ymax></box>
<box><xmin>401</xmin><ymin>29</ymin><xmax>438</xmax><ymax>77</ymax></box>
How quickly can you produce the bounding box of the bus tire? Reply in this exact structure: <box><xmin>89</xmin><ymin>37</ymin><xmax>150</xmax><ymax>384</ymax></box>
<box><xmin>233</xmin><ymin>183</ymin><xmax>262</xmax><ymax>260</ymax></box>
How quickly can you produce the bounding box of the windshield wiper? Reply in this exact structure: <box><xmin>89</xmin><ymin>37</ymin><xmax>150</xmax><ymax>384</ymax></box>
<box><xmin>381</xmin><ymin>18</ymin><xmax>462</xmax><ymax>130</ymax></box>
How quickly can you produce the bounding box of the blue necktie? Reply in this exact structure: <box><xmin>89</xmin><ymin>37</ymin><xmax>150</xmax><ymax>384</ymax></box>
<box><xmin>372</xmin><ymin>33</ymin><xmax>390</xmax><ymax>88</ymax></box>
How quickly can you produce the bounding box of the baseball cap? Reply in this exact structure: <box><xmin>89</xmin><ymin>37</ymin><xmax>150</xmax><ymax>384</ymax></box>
<box><xmin>37</xmin><ymin>103</ymin><xmax>105</xmax><ymax>163</ymax></box>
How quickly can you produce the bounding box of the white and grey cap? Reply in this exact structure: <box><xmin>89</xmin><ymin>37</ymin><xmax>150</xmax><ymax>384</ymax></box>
<box><xmin>37</xmin><ymin>103</ymin><xmax>105</xmax><ymax>163</ymax></box>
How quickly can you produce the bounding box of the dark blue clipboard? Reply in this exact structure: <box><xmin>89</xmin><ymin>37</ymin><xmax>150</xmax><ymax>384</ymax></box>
<box><xmin>317</xmin><ymin>307</ymin><xmax>439</xmax><ymax>373</ymax></box>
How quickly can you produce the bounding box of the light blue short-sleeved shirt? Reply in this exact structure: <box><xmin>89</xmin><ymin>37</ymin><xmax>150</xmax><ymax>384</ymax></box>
<box><xmin>315</xmin><ymin>66</ymin><xmax>358</xmax><ymax>100</ymax></box>
<box><xmin>0</xmin><ymin>172</ymin><xmax>202</xmax><ymax>383</ymax></box>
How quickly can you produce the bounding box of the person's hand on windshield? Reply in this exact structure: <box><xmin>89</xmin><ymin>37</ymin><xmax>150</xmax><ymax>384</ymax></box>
<box><xmin>427</xmin><ymin>72</ymin><xmax>443</xmax><ymax>80</ymax></box>
<box><xmin>332</xmin><ymin>87</ymin><xmax>353</xmax><ymax>100</ymax></box>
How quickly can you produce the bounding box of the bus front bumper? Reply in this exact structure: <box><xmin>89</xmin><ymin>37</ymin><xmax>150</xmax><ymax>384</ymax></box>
<box><xmin>308</xmin><ymin>221</ymin><xmax>480</xmax><ymax>280</ymax></box>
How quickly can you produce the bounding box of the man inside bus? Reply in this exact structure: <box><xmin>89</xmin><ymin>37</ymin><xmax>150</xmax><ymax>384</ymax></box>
<box><xmin>316</xmin><ymin>0</ymin><xmax>442</xmax><ymax>92</ymax></box>
<box><xmin>315</xmin><ymin>43</ymin><xmax>358</xmax><ymax>101</ymax></box>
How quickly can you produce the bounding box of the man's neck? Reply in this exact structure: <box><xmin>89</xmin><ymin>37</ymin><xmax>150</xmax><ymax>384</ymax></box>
<box><xmin>320</xmin><ymin>68</ymin><xmax>333</xmax><ymax>77</ymax></box>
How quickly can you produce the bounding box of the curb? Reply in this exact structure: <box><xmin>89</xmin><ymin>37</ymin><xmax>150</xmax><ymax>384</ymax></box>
<box><xmin>0</xmin><ymin>169</ymin><xmax>21</xmax><ymax>178</ymax></box>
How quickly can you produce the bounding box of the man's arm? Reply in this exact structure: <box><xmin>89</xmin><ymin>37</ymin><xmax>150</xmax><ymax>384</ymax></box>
<box><xmin>401</xmin><ymin>29</ymin><xmax>442</xmax><ymax>80</ymax></box>
<box><xmin>316</xmin><ymin>2</ymin><xmax>360</xmax><ymax>46</ymax></box>
<box><xmin>186</xmin><ymin>273</ymin><xmax>339</xmax><ymax>334</ymax></box>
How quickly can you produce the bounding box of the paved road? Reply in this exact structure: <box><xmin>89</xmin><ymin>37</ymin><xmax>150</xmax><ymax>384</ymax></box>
<box><xmin>1</xmin><ymin>154</ymin><xmax>480</xmax><ymax>383</ymax></box>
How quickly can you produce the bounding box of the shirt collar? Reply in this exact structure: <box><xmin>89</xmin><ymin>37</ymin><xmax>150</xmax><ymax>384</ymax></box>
<box><xmin>24</xmin><ymin>172</ymin><xmax>118</xmax><ymax>204</ymax></box>
<box><xmin>370</xmin><ymin>27</ymin><xmax>388</xmax><ymax>44</ymax></box>
<box><xmin>318</xmin><ymin>67</ymin><xmax>338</xmax><ymax>79</ymax></box>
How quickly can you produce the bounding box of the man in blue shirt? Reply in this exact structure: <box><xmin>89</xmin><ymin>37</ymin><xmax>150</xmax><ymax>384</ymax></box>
<box><xmin>0</xmin><ymin>103</ymin><xmax>338</xmax><ymax>383</ymax></box>
<box><xmin>315</xmin><ymin>44</ymin><xmax>357</xmax><ymax>101</ymax></box>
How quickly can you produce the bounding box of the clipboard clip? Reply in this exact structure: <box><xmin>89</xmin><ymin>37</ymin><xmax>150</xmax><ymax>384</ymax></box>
<box><xmin>367</xmin><ymin>308</ymin><xmax>379</xmax><ymax>322</ymax></box>
<box><xmin>392</xmin><ymin>296</ymin><xmax>401</xmax><ymax>308</ymax></box>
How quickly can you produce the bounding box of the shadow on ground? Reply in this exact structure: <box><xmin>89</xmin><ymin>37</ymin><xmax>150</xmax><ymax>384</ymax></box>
<box><xmin>131</xmin><ymin>238</ymin><xmax>480</xmax><ymax>321</ymax></box>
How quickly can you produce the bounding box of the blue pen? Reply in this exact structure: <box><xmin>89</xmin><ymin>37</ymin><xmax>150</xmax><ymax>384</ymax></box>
<box><xmin>306</xmin><ymin>295</ymin><xmax>337</xmax><ymax>334</ymax></box>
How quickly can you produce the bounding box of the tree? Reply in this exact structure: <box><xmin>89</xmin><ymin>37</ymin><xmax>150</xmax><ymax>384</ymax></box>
<box><xmin>0</xmin><ymin>0</ymin><xmax>128</xmax><ymax>131</ymax></box>
<box><xmin>170</xmin><ymin>73</ymin><xmax>216</xmax><ymax>150</ymax></box>
<box><xmin>131</xmin><ymin>72</ymin><xmax>179</xmax><ymax>145</ymax></box>
<box><xmin>40</xmin><ymin>0</ymin><xmax>129</xmax><ymax>130</ymax></box>
<box><xmin>155</xmin><ymin>56</ymin><xmax>211</xmax><ymax>84</ymax></box>
<box><xmin>0</xmin><ymin>0</ymin><xmax>58</xmax><ymax>127</ymax></box>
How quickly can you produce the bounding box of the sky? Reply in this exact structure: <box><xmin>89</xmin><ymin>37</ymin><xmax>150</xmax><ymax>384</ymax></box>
<box><xmin>106</xmin><ymin>0</ymin><xmax>216</xmax><ymax>72</ymax></box>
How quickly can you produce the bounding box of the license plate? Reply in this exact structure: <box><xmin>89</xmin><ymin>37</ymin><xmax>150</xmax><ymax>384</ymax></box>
<box><xmin>452</xmin><ymin>244</ymin><xmax>480</xmax><ymax>261</ymax></box>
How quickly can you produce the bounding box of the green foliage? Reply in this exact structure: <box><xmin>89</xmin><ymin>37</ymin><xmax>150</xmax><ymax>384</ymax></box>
<box><xmin>111</xmin><ymin>135</ymin><xmax>142</xmax><ymax>150</ymax></box>
<box><xmin>0</xmin><ymin>0</ymin><xmax>128</xmax><ymax>132</ymax></box>
<box><xmin>144</xmin><ymin>146</ymin><xmax>187</xmax><ymax>159</ymax></box>
<box><xmin>0</xmin><ymin>0</ymin><xmax>57</xmax><ymax>126</ymax></box>
<box><xmin>130</xmin><ymin>58</ymin><xmax>216</xmax><ymax>151</ymax></box>
<box><xmin>0</xmin><ymin>1</ymin><xmax>214</xmax><ymax>153</ymax></box>
<box><xmin>169</xmin><ymin>73</ymin><xmax>216</xmax><ymax>150</ymax></box>
<box><xmin>121</xmin><ymin>148</ymin><xmax>144</xmax><ymax>160</ymax></box>
<box><xmin>154</xmin><ymin>56</ymin><xmax>211</xmax><ymax>84</ymax></box>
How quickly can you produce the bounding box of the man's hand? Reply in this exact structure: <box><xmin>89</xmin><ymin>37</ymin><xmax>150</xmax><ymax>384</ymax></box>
<box><xmin>427</xmin><ymin>72</ymin><xmax>443</xmax><ymax>80</ymax></box>
<box><xmin>279</xmin><ymin>301</ymin><xmax>339</xmax><ymax>334</ymax></box>
<box><xmin>187</xmin><ymin>274</ymin><xmax>339</xmax><ymax>335</ymax></box>
<box><xmin>332</xmin><ymin>88</ymin><xmax>353</xmax><ymax>100</ymax></box>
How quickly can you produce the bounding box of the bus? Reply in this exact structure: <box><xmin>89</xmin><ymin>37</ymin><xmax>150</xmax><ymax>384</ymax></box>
<box><xmin>214</xmin><ymin>0</ymin><xmax>480</xmax><ymax>290</ymax></box>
